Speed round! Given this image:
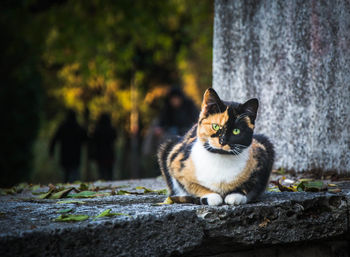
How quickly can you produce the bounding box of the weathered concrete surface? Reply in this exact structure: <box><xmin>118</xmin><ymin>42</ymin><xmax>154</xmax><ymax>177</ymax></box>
<box><xmin>0</xmin><ymin>178</ymin><xmax>350</xmax><ymax>256</ymax></box>
<box><xmin>213</xmin><ymin>0</ymin><xmax>350</xmax><ymax>173</ymax></box>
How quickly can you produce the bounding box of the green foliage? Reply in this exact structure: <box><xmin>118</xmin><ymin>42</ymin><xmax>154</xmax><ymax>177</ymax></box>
<box><xmin>68</xmin><ymin>190</ymin><xmax>110</xmax><ymax>198</ymax></box>
<box><xmin>135</xmin><ymin>186</ymin><xmax>167</xmax><ymax>195</ymax></box>
<box><xmin>1</xmin><ymin>0</ymin><xmax>213</xmax><ymax>184</ymax></box>
<box><xmin>57</xmin><ymin>200</ymin><xmax>85</xmax><ymax>204</ymax></box>
<box><xmin>56</xmin><ymin>208</ymin><xmax>73</xmax><ymax>214</ymax></box>
<box><xmin>93</xmin><ymin>209</ymin><xmax>131</xmax><ymax>220</ymax></box>
<box><xmin>54</xmin><ymin>214</ymin><xmax>89</xmax><ymax>222</ymax></box>
<box><xmin>39</xmin><ymin>0</ymin><xmax>213</xmax><ymax>123</ymax></box>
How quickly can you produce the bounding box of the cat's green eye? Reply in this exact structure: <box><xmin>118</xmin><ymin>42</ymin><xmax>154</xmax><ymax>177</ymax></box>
<box><xmin>233</xmin><ymin>128</ymin><xmax>240</xmax><ymax>135</ymax></box>
<box><xmin>212</xmin><ymin>123</ymin><xmax>220</xmax><ymax>131</ymax></box>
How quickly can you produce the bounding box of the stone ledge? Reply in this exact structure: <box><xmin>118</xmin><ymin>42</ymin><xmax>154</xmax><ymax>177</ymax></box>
<box><xmin>0</xmin><ymin>179</ymin><xmax>349</xmax><ymax>257</ymax></box>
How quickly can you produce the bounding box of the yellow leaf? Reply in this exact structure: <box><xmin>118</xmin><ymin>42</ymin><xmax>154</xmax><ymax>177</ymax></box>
<box><xmin>153</xmin><ymin>197</ymin><xmax>174</xmax><ymax>206</ymax></box>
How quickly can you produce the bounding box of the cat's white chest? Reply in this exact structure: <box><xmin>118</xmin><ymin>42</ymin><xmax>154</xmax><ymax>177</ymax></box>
<box><xmin>191</xmin><ymin>140</ymin><xmax>250</xmax><ymax>193</ymax></box>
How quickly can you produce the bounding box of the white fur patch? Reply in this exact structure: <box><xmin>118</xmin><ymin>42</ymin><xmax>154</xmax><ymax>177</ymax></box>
<box><xmin>201</xmin><ymin>193</ymin><xmax>223</xmax><ymax>206</ymax></box>
<box><xmin>171</xmin><ymin>177</ymin><xmax>188</xmax><ymax>196</ymax></box>
<box><xmin>192</xmin><ymin>140</ymin><xmax>250</xmax><ymax>194</ymax></box>
<box><xmin>224</xmin><ymin>193</ymin><xmax>247</xmax><ymax>205</ymax></box>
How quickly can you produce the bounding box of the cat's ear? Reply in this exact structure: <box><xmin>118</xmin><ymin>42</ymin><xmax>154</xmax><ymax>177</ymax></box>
<box><xmin>240</xmin><ymin>98</ymin><xmax>259</xmax><ymax>121</ymax></box>
<box><xmin>201</xmin><ymin>88</ymin><xmax>225</xmax><ymax>116</ymax></box>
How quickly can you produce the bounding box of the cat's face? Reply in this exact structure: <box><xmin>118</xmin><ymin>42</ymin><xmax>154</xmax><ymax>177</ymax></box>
<box><xmin>197</xmin><ymin>88</ymin><xmax>258</xmax><ymax>155</ymax></box>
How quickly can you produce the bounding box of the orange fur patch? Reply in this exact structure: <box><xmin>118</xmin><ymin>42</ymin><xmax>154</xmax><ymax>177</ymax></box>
<box><xmin>171</xmin><ymin>157</ymin><xmax>217</xmax><ymax>197</ymax></box>
<box><xmin>186</xmin><ymin>182</ymin><xmax>214</xmax><ymax>197</ymax></box>
<box><xmin>198</xmin><ymin>108</ymin><xmax>229</xmax><ymax>143</ymax></box>
<box><xmin>252</xmin><ymin>138</ymin><xmax>266</xmax><ymax>151</ymax></box>
<box><xmin>200</xmin><ymin>89</ymin><xmax>215</xmax><ymax>113</ymax></box>
<box><xmin>170</xmin><ymin>152</ymin><xmax>185</xmax><ymax>173</ymax></box>
<box><xmin>244</xmin><ymin>116</ymin><xmax>255</xmax><ymax>129</ymax></box>
<box><xmin>173</xmin><ymin>158</ymin><xmax>196</xmax><ymax>182</ymax></box>
<box><xmin>167</xmin><ymin>143</ymin><xmax>183</xmax><ymax>168</ymax></box>
<box><xmin>222</xmin><ymin>145</ymin><xmax>231</xmax><ymax>151</ymax></box>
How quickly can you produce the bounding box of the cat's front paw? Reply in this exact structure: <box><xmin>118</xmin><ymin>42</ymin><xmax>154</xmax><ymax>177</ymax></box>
<box><xmin>200</xmin><ymin>193</ymin><xmax>223</xmax><ymax>206</ymax></box>
<box><xmin>224</xmin><ymin>193</ymin><xmax>247</xmax><ymax>205</ymax></box>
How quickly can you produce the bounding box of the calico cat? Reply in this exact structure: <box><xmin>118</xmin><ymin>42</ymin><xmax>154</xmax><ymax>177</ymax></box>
<box><xmin>158</xmin><ymin>88</ymin><xmax>274</xmax><ymax>205</ymax></box>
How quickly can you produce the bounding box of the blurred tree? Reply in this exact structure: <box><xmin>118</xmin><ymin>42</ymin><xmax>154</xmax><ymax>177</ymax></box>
<box><xmin>39</xmin><ymin>0</ymin><xmax>213</xmax><ymax>179</ymax></box>
<box><xmin>1</xmin><ymin>0</ymin><xmax>214</xmax><ymax>183</ymax></box>
<box><xmin>40</xmin><ymin>0</ymin><xmax>213</xmax><ymax>126</ymax></box>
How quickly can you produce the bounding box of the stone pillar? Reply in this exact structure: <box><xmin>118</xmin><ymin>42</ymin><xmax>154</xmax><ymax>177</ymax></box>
<box><xmin>213</xmin><ymin>0</ymin><xmax>350</xmax><ymax>173</ymax></box>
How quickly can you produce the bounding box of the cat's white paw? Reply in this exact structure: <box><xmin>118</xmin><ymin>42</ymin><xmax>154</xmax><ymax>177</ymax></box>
<box><xmin>224</xmin><ymin>193</ymin><xmax>247</xmax><ymax>205</ymax></box>
<box><xmin>200</xmin><ymin>193</ymin><xmax>223</xmax><ymax>206</ymax></box>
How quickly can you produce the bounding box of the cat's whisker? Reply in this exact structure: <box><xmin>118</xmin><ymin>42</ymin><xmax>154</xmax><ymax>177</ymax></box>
<box><xmin>234</xmin><ymin>146</ymin><xmax>244</xmax><ymax>155</ymax></box>
<box><xmin>234</xmin><ymin>144</ymin><xmax>248</xmax><ymax>148</ymax></box>
<box><xmin>232</xmin><ymin>148</ymin><xmax>240</xmax><ymax>156</ymax></box>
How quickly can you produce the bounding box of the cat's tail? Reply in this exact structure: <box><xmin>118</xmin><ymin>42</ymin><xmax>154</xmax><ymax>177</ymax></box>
<box><xmin>247</xmin><ymin>134</ymin><xmax>275</xmax><ymax>202</ymax></box>
<box><xmin>157</xmin><ymin>138</ymin><xmax>178</xmax><ymax>195</ymax></box>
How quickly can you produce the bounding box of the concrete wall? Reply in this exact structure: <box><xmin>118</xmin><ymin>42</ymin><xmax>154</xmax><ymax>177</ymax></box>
<box><xmin>213</xmin><ymin>0</ymin><xmax>350</xmax><ymax>173</ymax></box>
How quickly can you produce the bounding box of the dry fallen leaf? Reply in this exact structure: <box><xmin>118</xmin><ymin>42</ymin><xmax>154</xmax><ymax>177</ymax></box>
<box><xmin>152</xmin><ymin>197</ymin><xmax>174</xmax><ymax>206</ymax></box>
<box><xmin>328</xmin><ymin>188</ymin><xmax>341</xmax><ymax>193</ymax></box>
<box><xmin>259</xmin><ymin>217</ymin><xmax>270</xmax><ymax>228</ymax></box>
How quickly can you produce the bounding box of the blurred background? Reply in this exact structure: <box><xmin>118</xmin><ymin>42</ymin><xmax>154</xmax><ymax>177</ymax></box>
<box><xmin>1</xmin><ymin>0</ymin><xmax>214</xmax><ymax>186</ymax></box>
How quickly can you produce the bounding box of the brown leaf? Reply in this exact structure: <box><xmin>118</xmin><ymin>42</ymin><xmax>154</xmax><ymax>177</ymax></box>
<box><xmin>328</xmin><ymin>188</ymin><xmax>341</xmax><ymax>193</ymax></box>
<box><xmin>259</xmin><ymin>217</ymin><xmax>270</xmax><ymax>228</ymax></box>
<box><xmin>48</xmin><ymin>184</ymin><xmax>56</xmax><ymax>191</ymax></box>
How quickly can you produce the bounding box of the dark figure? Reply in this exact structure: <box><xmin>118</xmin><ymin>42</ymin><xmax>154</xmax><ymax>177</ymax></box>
<box><xmin>142</xmin><ymin>87</ymin><xmax>198</xmax><ymax>177</ymax></box>
<box><xmin>49</xmin><ymin>110</ymin><xmax>87</xmax><ymax>183</ymax></box>
<box><xmin>156</xmin><ymin>87</ymin><xmax>199</xmax><ymax>137</ymax></box>
<box><xmin>91</xmin><ymin>113</ymin><xmax>116</xmax><ymax>181</ymax></box>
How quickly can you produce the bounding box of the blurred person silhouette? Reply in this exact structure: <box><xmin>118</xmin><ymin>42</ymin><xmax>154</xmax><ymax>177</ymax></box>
<box><xmin>90</xmin><ymin>113</ymin><xmax>117</xmax><ymax>181</ymax></box>
<box><xmin>142</xmin><ymin>87</ymin><xmax>199</xmax><ymax>177</ymax></box>
<box><xmin>155</xmin><ymin>87</ymin><xmax>199</xmax><ymax>137</ymax></box>
<box><xmin>49</xmin><ymin>109</ymin><xmax>87</xmax><ymax>183</ymax></box>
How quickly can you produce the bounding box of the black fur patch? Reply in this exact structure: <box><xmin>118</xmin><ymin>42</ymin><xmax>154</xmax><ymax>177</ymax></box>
<box><xmin>200</xmin><ymin>197</ymin><xmax>208</xmax><ymax>205</ymax></box>
<box><xmin>158</xmin><ymin>138</ymin><xmax>180</xmax><ymax>195</ymax></box>
<box><xmin>203</xmin><ymin>142</ymin><xmax>233</xmax><ymax>155</ymax></box>
<box><xmin>227</xmin><ymin>134</ymin><xmax>274</xmax><ymax>202</ymax></box>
